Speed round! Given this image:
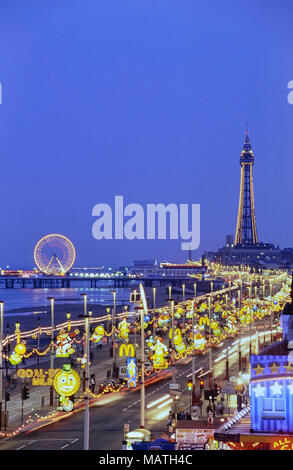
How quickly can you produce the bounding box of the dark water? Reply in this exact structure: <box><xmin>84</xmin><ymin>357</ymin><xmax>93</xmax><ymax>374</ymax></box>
<box><xmin>0</xmin><ymin>286</ymin><xmax>132</xmax><ymax>333</ymax></box>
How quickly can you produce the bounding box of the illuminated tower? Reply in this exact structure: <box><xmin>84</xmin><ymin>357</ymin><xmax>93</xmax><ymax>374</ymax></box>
<box><xmin>234</xmin><ymin>131</ymin><xmax>258</xmax><ymax>245</ymax></box>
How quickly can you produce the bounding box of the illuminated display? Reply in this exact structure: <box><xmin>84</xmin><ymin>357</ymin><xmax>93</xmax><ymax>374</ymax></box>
<box><xmin>119</xmin><ymin>344</ymin><xmax>135</xmax><ymax>357</ymax></box>
<box><xmin>126</xmin><ymin>358</ymin><xmax>137</xmax><ymax>388</ymax></box>
<box><xmin>56</xmin><ymin>329</ymin><xmax>76</xmax><ymax>358</ymax></box>
<box><xmin>250</xmin><ymin>355</ymin><xmax>293</xmax><ymax>433</ymax></box>
<box><xmin>17</xmin><ymin>368</ymin><xmax>59</xmax><ymax>386</ymax></box>
<box><xmin>53</xmin><ymin>364</ymin><xmax>81</xmax><ymax>397</ymax></box>
<box><xmin>150</xmin><ymin>337</ymin><xmax>169</xmax><ymax>370</ymax></box>
<box><xmin>117</xmin><ymin>318</ymin><xmax>130</xmax><ymax>341</ymax></box>
<box><xmin>91</xmin><ymin>325</ymin><xmax>105</xmax><ymax>344</ymax></box>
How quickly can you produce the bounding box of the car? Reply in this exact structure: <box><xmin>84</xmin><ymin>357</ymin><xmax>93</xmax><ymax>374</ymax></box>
<box><xmin>98</xmin><ymin>380</ymin><xmax>120</xmax><ymax>394</ymax></box>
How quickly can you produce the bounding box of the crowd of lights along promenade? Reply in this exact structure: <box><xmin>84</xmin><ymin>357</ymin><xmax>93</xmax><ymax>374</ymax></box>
<box><xmin>0</xmin><ymin>260</ymin><xmax>289</xmax><ymax>449</ymax></box>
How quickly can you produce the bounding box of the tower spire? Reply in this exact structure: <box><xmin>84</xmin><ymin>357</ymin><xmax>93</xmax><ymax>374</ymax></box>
<box><xmin>234</xmin><ymin>130</ymin><xmax>258</xmax><ymax>245</ymax></box>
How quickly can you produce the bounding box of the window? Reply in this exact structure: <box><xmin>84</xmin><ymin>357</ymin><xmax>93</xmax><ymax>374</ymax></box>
<box><xmin>262</xmin><ymin>397</ymin><xmax>285</xmax><ymax>420</ymax></box>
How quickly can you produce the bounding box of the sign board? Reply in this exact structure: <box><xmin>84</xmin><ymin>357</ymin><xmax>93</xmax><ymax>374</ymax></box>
<box><xmin>126</xmin><ymin>358</ymin><xmax>137</xmax><ymax>388</ymax></box>
<box><xmin>176</xmin><ymin>428</ymin><xmax>214</xmax><ymax>446</ymax></box>
<box><xmin>235</xmin><ymin>384</ymin><xmax>246</xmax><ymax>395</ymax></box>
<box><xmin>17</xmin><ymin>368</ymin><xmax>59</xmax><ymax>386</ymax></box>
<box><xmin>119</xmin><ymin>344</ymin><xmax>135</xmax><ymax>358</ymax></box>
<box><xmin>169</xmin><ymin>383</ymin><xmax>180</xmax><ymax>390</ymax></box>
<box><xmin>214</xmin><ymin>432</ymin><xmax>240</xmax><ymax>443</ymax></box>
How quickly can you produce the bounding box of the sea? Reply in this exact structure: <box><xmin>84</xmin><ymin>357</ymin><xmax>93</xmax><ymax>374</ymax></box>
<box><xmin>0</xmin><ymin>285</ymin><xmax>132</xmax><ymax>333</ymax></box>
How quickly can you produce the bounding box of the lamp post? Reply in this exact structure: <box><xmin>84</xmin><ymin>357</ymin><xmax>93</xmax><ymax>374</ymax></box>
<box><xmin>194</xmin><ymin>283</ymin><xmax>197</xmax><ymax>299</ymax></box>
<box><xmin>182</xmin><ymin>284</ymin><xmax>185</xmax><ymax>303</ymax></box>
<box><xmin>191</xmin><ymin>299</ymin><xmax>195</xmax><ymax>387</ymax></box>
<box><xmin>152</xmin><ymin>287</ymin><xmax>156</xmax><ymax>309</ymax></box>
<box><xmin>81</xmin><ymin>293</ymin><xmax>87</xmax><ymax>317</ymax></box>
<box><xmin>208</xmin><ymin>296</ymin><xmax>213</xmax><ymax>389</ymax></box>
<box><xmin>254</xmin><ymin>286</ymin><xmax>258</xmax><ymax>353</ymax></box>
<box><xmin>110</xmin><ymin>291</ymin><xmax>117</xmax><ymax>372</ymax></box>
<box><xmin>225</xmin><ymin>293</ymin><xmax>229</xmax><ymax>380</ymax></box>
<box><xmin>139</xmin><ymin>283</ymin><xmax>149</xmax><ymax>429</ymax></box>
<box><xmin>47</xmin><ymin>297</ymin><xmax>55</xmax><ymax>406</ymax></box>
<box><xmin>152</xmin><ymin>287</ymin><xmax>156</xmax><ymax>338</ymax></box>
<box><xmin>37</xmin><ymin>316</ymin><xmax>40</xmax><ymax>365</ymax></box>
<box><xmin>106</xmin><ymin>307</ymin><xmax>111</xmax><ymax>335</ymax></box>
<box><xmin>168</xmin><ymin>285</ymin><xmax>172</xmax><ymax>300</ymax></box>
<box><xmin>269</xmin><ymin>280</ymin><xmax>273</xmax><ymax>343</ymax></box>
<box><xmin>169</xmin><ymin>299</ymin><xmax>176</xmax><ymax>384</ymax></box>
<box><xmin>83</xmin><ymin>310</ymin><xmax>92</xmax><ymax>450</ymax></box>
<box><xmin>238</xmin><ymin>289</ymin><xmax>242</xmax><ymax>373</ymax></box>
<box><xmin>66</xmin><ymin>312</ymin><xmax>71</xmax><ymax>335</ymax></box>
<box><xmin>140</xmin><ymin>304</ymin><xmax>145</xmax><ymax>428</ymax></box>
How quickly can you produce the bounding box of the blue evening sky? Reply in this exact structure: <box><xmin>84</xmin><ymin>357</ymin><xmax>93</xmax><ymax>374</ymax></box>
<box><xmin>0</xmin><ymin>0</ymin><xmax>293</xmax><ymax>268</ymax></box>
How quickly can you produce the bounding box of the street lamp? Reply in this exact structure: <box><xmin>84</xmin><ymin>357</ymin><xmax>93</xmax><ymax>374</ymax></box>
<box><xmin>182</xmin><ymin>284</ymin><xmax>185</xmax><ymax>303</ymax></box>
<box><xmin>110</xmin><ymin>291</ymin><xmax>117</xmax><ymax>372</ymax></box>
<box><xmin>152</xmin><ymin>287</ymin><xmax>156</xmax><ymax>309</ymax></box>
<box><xmin>83</xmin><ymin>310</ymin><xmax>92</xmax><ymax>450</ymax></box>
<box><xmin>81</xmin><ymin>293</ymin><xmax>88</xmax><ymax>317</ymax></box>
<box><xmin>238</xmin><ymin>289</ymin><xmax>242</xmax><ymax>373</ymax></box>
<box><xmin>47</xmin><ymin>296</ymin><xmax>55</xmax><ymax>406</ymax></box>
<box><xmin>225</xmin><ymin>294</ymin><xmax>229</xmax><ymax>379</ymax></box>
<box><xmin>66</xmin><ymin>312</ymin><xmax>71</xmax><ymax>332</ymax></box>
<box><xmin>191</xmin><ymin>299</ymin><xmax>195</xmax><ymax>387</ymax></box>
<box><xmin>168</xmin><ymin>285</ymin><xmax>172</xmax><ymax>300</ymax></box>
<box><xmin>139</xmin><ymin>283</ymin><xmax>149</xmax><ymax>429</ymax></box>
<box><xmin>106</xmin><ymin>307</ymin><xmax>111</xmax><ymax>335</ymax></box>
<box><xmin>168</xmin><ymin>299</ymin><xmax>176</xmax><ymax>384</ymax></box>
<box><xmin>208</xmin><ymin>296</ymin><xmax>213</xmax><ymax>389</ymax></box>
<box><xmin>37</xmin><ymin>316</ymin><xmax>40</xmax><ymax>365</ymax></box>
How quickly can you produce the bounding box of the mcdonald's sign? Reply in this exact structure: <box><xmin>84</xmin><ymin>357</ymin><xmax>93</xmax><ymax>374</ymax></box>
<box><xmin>199</xmin><ymin>316</ymin><xmax>209</xmax><ymax>326</ymax></box>
<box><xmin>119</xmin><ymin>344</ymin><xmax>135</xmax><ymax>358</ymax></box>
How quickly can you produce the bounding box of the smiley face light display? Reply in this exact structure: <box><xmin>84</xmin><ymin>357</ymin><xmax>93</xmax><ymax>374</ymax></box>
<box><xmin>53</xmin><ymin>364</ymin><xmax>81</xmax><ymax>411</ymax></box>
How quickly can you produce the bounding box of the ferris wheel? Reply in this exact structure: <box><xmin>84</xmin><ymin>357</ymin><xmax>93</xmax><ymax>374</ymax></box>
<box><xmin>34</xmin><ymin>234</ymin><xmax>76</xmax><ymax>275</ymax></box>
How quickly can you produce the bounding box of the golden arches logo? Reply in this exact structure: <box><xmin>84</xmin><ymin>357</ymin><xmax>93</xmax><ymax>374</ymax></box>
<box><xmin>119</xmin><ymin>344</ymin><xmax>135</xmax><ymax>357</ymax></box>
<box><xmin>199</xmin><ymin>316</ymin><xmax>209</xmax><ymax>326</ymax></box>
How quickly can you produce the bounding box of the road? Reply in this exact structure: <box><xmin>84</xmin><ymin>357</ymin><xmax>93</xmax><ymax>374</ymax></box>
<box><xmin>0</xmin><ymin>326</ymin><xmax>264</xmax><ymax>451</ymax></box>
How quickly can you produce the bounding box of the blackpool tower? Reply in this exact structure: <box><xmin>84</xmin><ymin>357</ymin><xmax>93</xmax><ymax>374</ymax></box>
<box><xmin>234</xmin><ymin>131</ymin><xmax>258</xmax><ymax>246</ymax></box>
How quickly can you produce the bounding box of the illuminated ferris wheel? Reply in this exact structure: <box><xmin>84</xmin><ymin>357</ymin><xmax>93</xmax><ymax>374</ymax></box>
<box><xmin>34</xmin><ymin>234</ymin><xmax>76</xmax><ymax>275</ymax></box>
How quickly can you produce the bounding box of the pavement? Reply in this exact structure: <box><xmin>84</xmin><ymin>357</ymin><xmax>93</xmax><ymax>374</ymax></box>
<box><xmin>0</xmin><ymin>315</ymin><xmax>277</xmax><ymax>445</ymax></box>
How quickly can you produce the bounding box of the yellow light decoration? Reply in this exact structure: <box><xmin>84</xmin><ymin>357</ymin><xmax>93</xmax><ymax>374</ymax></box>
<box><xmin>117</xmin><ymin>318</ymin><xmax>130</xmax><ymax>341</ymax></box>
<box><xmin>55</xmin><ymin>329</ymin><xmax>75</xmax><ymax>358</ymax></box>
<box><xmin>9</xmin><ymin>351</ymin><xmax>22</xmax><ymax>365</ymax></box>
<box><xmin>15</xmin><ymin>343</ymin><xmax>26</xmax><ymax>355</ymax></box>
<box><xmin>53</xmin><ymin>364</ymin><xmax>81</xmax><ymax>397</ymax></box>
<box><xmin>150</xmin><ymin>337</ymin><xmax>169</xmax><ymax>370</ymax></box>
<box><xmin>91</xmin><ymin>325</ymin><xmax>105</xmax><ymax>343</ymax></box>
